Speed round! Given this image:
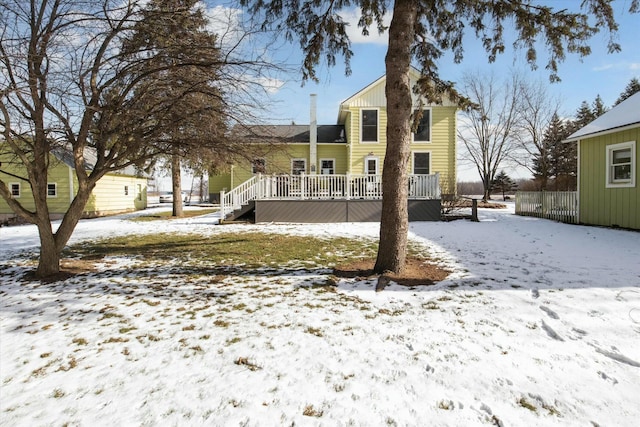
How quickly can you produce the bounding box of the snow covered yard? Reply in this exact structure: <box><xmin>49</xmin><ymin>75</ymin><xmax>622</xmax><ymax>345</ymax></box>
<box><xmin>1</xmin><ymin>205</ymin><xmax>639</xmax><ymax>426</ymax></box>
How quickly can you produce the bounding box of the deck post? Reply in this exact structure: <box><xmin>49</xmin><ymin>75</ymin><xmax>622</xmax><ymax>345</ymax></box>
<box><xmin>345</xmin><ymin>172</ymin><xmax>351</xmax><ymax>200</ymax></box>
<box><xmin>300</xmin><ymin>172</ymin><xmax>306</xmax><ymax>199</ymax></box>
<box><xmin>220</xmin><ymin>190</ymin><xmax>226</xmax><ymax>223</ymax></box>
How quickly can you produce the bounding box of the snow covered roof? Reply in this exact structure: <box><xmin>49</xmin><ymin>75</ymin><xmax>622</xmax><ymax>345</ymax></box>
<box><xmin>565</xmin><ymin>92</ymin><xmax>640</xmax><ymax>142</ymax></box>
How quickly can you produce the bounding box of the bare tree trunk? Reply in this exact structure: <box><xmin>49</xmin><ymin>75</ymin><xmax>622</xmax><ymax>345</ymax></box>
<box><xmin>373</xmin><ymin>0</ymin><xmax>417</xmax><ymax>275</ymax></box>
<box><xmin>171</xmin><ymin>153</ymin><xmax>183</xmax><ymax>217</ymax></box>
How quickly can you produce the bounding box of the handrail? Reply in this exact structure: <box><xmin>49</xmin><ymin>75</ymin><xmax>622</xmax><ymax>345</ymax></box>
<box><xmin>220</xmin><ymin>173</ymin><xmax>441</xmax><ymax>220</ymax></box>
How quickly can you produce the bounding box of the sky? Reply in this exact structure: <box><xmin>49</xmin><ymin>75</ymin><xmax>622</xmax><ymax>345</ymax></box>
<box><xmin>197</xmin><ymin>1</ymin><xmax>640</xmax><ymax>182</ymax></box>
<box><xmin>1</xmin><ymin>204</ymin><xmax>639</xmax><ymax>425</ymax></box>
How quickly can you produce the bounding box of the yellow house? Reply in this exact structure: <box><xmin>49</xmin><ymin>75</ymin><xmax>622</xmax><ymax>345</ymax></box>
<box><xmin>1</xmin><ymin>145</ymin><xmax>148</xmax><ymax>223</ymax></box>
<box><xmin>210</xmin><ymin>69</ymin><xmax>458</xmax><ymax>222</ymax></box>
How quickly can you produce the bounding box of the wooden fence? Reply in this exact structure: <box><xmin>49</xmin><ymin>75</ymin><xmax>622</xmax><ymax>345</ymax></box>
<box><xmin>515</xmin><ymin>191</ymin><xmax>578</xmax><ymax>224</ymax></box>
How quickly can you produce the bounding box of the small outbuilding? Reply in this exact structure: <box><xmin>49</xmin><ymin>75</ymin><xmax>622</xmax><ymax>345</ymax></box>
<box><xmin>565</xmin><ymin>92</ymin><xmax>640</xmax><ymax>230</ymax></box>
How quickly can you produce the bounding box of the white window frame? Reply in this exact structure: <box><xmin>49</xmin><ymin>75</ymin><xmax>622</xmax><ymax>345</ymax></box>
<box><xmin>319</xmin><ymin>158</ymin><xmax>335</xmax><ymax>175</ymax></box>
<box><xmin>291</xmin><ymin>158</ymin><xmax>307</xmax><ymax>175</ymax></box>
<box><xmin>252</xmin><ymin>158</ymin><xmax>266</xmax><ymax>174</ymax></box>
<box><xmin>364</xmin><ymin>155</ymin><xmax>379</xmax><ymax>175</ymax></box>
<box><xmin>360</xmin><ymin>108</ymin><xmax>379</xmax><ymax>143</ymax></box>
<box><xmin>10</xmin><ymin>183</ymin><xmax>21</xmax><ymax>198</ymax></box>
<box><xmin>412</xmin><ymin>108</ymin><xmax>432</xmax><ymax>143</ymax></box>
<box><xmin>412</xmin><ymin>151</ymin><xmax>432</xmax><ymax>175</ymax></box>
<box><xmin>605</xmin><ymin>141</ymin><xmax>635</xmax><ymax>188</ymax></box>
<box><xmin>47</xmin><ymin>182</ymin><xmax>57</xmax><ymax>197</ymax></box>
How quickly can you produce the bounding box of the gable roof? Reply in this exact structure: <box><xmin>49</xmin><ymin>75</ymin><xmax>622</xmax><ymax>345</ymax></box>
<box><xmin>337</xmin><ymin>67</ymin><xmax>458</xmax><ymax>123</ymax></box>
<box><xmin>565</xmin><ymin>92</ymin><xmax>640</xmax><ymax>142</ymax></box>
<box><xmin>51</xmin><ymin>145</ymin><xmax>144</xmax><ymax>177</ymax></box>
<box><xmin>231</xmin><ymin>125</ymin><xmax>346</xmax><ymax>143</ymax></box>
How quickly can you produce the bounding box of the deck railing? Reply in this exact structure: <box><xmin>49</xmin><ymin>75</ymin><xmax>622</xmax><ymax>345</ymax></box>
<box><xmin>221</xmin><ymin>173</ymin><xmax>441</xmax><ymax>219</ymax></box>
<box><xmin>515</xmin><ymin>191</ymin><xmax>578</xmax><ymax>224</ymax></box>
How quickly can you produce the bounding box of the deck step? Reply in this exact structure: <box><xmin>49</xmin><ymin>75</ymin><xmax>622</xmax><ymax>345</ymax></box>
<box><xmin>224</xmin><ymin>200</ymin><xmax>255</xmax><ymax>222</ymax></box>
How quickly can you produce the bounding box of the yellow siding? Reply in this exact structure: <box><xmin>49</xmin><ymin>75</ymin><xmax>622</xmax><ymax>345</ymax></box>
<box><xmin>211</xmin><ymin>70</ymin><xmax>458</xmax><ymax>197</ymax></box>
<box><xmin>1</xmin><ymin>154</ymin><xmax>71</xmax><ymax>215</ymax></box>
<box><xmin>209</xmin><ymin>143</ymin><xmax>348</xmax><ymax>195</ymax></box>
<box><xmin>318</xmin><ymin>145</ymin><xmax>349</xmax><ymax>173</ymax></box>
<box><xmin>83</xmin><ymin>174</ymin><xmax>148</xmax><ymax>217</ymax></box>
<box><xmin>1</xmin><ymin>150</ymin><xmax>146</xmax><ymax>220</ymax></box>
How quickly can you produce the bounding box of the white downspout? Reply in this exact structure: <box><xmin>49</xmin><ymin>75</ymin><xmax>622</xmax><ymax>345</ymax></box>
<box><xmin>310</xmin><ymin>93</ymin><xmax>317</xmax><ymax>175</ymax></box>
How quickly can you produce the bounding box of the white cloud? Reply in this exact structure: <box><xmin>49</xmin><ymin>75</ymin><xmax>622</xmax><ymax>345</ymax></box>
<box><xmin>593</xmin><ymin>61</ymin><xmax>640</xmax><ymax>72</ymax></box>
<box><xmin>340</xmin><ymin>9</ymin><xmax>390</xmax><ymax>45</ymax></box>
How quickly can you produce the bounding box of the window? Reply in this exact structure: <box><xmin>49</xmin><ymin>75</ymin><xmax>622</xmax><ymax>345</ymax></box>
<box><xmin>320</xmin><ymin>159</ymin><xmax>335</xmax><ymax>175</ymax></box>
<box><xmin>252</xmin><ymin>158</ymin><xmax>266</xmax><ymax>174</ymax></box>
<box><xmin>291</xmin><ymin>159</ymin><xmax>306</xmax><ymax>175</ymax></box>
<box><xmin>413</xmin><ymin>152</ymin><xmax>431</xmax><ymax>175</ymax></box>
<box><xmin>364</xmin><ymin>156</ymin><xmax>378</xmax><ymax>175</ymax></box>
<box><xmin>361</xmin><ymin>109</ymin><xmax>378</xmax><ymax>142</ymax></box>
<box><xmin>124</xmin><ymin>185</ymin><xmax>129</xmax><ymax>196</ymax></box>
<box><xmin>606</xmin><ymin>141</ymin><xmax>635</xmax><ymax>188</ymax></box>
<box><xmin>413</xmin><ymin>109</ymin><xmax>431</xmax><ymax>142</ymax></box>
<box><xmin>10</xmin><ymin>183</ymin><xmax>20</xmax><ymax>198</ymax></box>
<box><xmin>47</xmin><ymin>183</ymin><xmax>57</xmax><ymax>197</ymax></box>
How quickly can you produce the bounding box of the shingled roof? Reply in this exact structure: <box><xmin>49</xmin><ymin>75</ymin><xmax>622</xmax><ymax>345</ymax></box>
<box><xmin>232</xmin><ymin>125</ymin><xmax>346</xmax><ymax>143</ymax></box>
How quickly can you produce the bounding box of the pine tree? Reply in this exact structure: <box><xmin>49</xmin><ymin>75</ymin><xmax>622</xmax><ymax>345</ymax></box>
<box><xmin>491</xmin><ymin>171</ymin><xmax>518</xmax><ymax>200</ymax></box>
<box><xmin>614</xmin><ymin>77</ymin><xmax>640</xmax><ymax>105</ymax></box>
<box><xmin>544</xmin><ymin>113</ymin><xmax>576</xmax><ymax>190</ymax></box>
<box><xmin>122</xmin><ymin>0</ymin><xmax>227</xmax><ymax>217</ymax></box>
<box><xmin>574</xmin><ymin>100</ymin><xmax>596</xmax><ymax>130</ymax></box>
<box><xmin>592</xmin><ymin>95</ymin><xmax>608</xmax><ymax>117</ymax></box>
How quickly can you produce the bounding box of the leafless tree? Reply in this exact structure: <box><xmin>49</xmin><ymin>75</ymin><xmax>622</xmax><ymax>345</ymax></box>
<box><xmin>0</xmin><ymin>0</ymin><xmax>286</xmax><ymax>277</ymax></box>
<box><xmin>512</xmin><ymin>79</ymin><xmax>563</xmax><ymax>190</ymax></box>
<box><xmin>458</xmin><ymin>71</ymin><xmax>521</xmax><ymax>202</ymax></box>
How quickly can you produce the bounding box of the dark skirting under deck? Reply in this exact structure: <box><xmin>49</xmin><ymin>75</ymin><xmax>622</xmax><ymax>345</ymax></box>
<box><xmin>254</xmin><ymin>199</ymin><xmax>441</xmax><ymax>223</ymax></box>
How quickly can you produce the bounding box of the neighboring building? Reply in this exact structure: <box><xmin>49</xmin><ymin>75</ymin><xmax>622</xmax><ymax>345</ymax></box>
<box><xmin>1</xmin><ymin>145</ymin><xmax>148</xmax><ymax>222</ymax></box>
<box><xmin>210</xmin><ymin>68</ymin><xmax>459</xmax><ymax>222</ymax></box>
<box><xmin>565</xmin><ymin>92</ymin><xmax>640</xmax><ymax>230</ymax></box>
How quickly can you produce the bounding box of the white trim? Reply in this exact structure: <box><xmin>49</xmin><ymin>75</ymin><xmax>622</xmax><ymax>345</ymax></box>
<box><xmin>565</xmin><ymin>123</ymin><xmax>640</xmax><ymax>142</ymax></box>
<box><xmin>360</xmin><ymin>108</ymin><xmax>380</xmax><ymax>144</ymax></box>
<box><xmin>364</xmin><ymin>155</ymin><xmax>379</xmax><ymax>174</ymax></box>
<box><xmin>577</xmin><ymin>141</ymin><xmax>581</xmax><ymax>223</ymax></box>
<box><xmin>412</xmin><ymin>108</ymin><xmax>432</xmax><ymax>143</ymax></box>
<box><xmin>291</xmin><ymin>158</ymin><xmax>307</xmax><ymax>175</ymax></box>
<box><xmin>605</xmin><ymin>140</ymin><xmax>636</xmax><ymax>188</ymax></box>
<box><xmin>319</xmin><ymin>158</ymin><xmax>336</xmax><ymax>175</ymax></box>
<box><xmin>46</xmin><ymin>182</ymin><xmax>58</xmax><ymax>198</ymax></box>
<box><xmin>411</xmin><ymin>151</ymin><xmax>432</xmax><ymax>175</ymax></box>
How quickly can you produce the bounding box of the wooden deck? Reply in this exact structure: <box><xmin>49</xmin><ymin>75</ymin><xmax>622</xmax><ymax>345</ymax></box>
<box><xmin>221</xmin><ymin>173</ymin><xmax>442</xmax><ymax>223</ymax></box>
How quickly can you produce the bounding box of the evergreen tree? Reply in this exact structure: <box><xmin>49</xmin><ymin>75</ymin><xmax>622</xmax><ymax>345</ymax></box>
<box><xmin>544</xmin><ymin>113</ymin><xmax>576</xmax><ymax>190</ymax></box>
<box><xmin>122</xmin><ymin>0</ymin><xmax>227</xmax><ymax>217</ymax></box>
<box><xmin>491</xmin><ymin>171</ymin><xmax>518</xmax><ymax>200</ymax></box>
<box><xmin>614</xmin><ymin>77</ymin><xmax>640</xmax><ymax>105</ymax></box>
<box><xmin>592</xmin><ymin>95</ymin><xmax>608</xmax><ymax>117</ymax></box>
<box><xmin>574</xmin><ymin>100</ymin><xmax>596</xmax><ymax>130</ymax></box>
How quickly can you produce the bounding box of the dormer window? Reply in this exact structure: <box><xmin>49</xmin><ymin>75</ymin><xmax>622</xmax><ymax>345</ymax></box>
<box><xmin>361</xmin><ymin>109</ymin><xmax>378</xmax><ymax>142</ymax></box>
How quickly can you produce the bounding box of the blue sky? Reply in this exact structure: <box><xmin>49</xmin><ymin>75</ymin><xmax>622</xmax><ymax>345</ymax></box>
<box><xmin>205</xmin><ymin>1</ymin><xmax>639</xmax><ymax>181</ymax></box>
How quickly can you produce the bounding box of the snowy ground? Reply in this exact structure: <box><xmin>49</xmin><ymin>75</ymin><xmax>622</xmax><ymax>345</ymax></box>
<box><xmin>1</xmin><ymin>204</ymin><xmax>639</xmax><ymax>426</ymax></box>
